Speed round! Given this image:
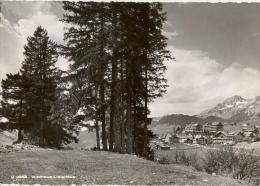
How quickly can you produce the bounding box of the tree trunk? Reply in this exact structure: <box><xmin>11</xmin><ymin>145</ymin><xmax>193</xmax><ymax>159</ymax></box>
<box><xmin>113</xmin><ymin>70</ymin><xmax>121</xmax><ymax>152</ymax></box>
<box><xmin>126</xmin><ymin>94</ymin><xmax>133</xmax><ymax>154</ymax></box>
<box><xmin>120</xmin><ymin>60</ymin><xmax>125</xmax><ymax>153</ymax></box>
<box><xmin>95</xmin><ymin>119</ymin><xmax>100</xmax><ymax>150</ymax></box>
<box><xmin>100</xmin><ymin>10</ymin><xmax>107</xmax><ymax>151</ymax></box>
<box><xmin>39</xmin><ymin>112</ymin><xmax>44</xmax><ymax>147</ymax></box>
<box><xmin>111</xmin><ymin>48</ymin><xmax>121</xmax><ymax>152</ymax></box>
<box><xmin>126</xmin><ymin>76</ymin><xmax>133</xmax><ymax>154</ymax></box>
<box><xmin>18</xmin><ymin>98</ymin><xmax>23</xmax><ymax>143</ymax></box>
<box><xmin>143</xmin><ymin>63</ymin><xmax>148</xmax><ymax>157</ymax></box>
<box><xmin>100</xmin><ymin>84</ymin><xmax>107</xmax><ymax>150</ymax></box>
<box><xmin>110</xmin><ymin>8</ymin><xmax>121</xmax><ymax>152</ymax></box>
<box><xmin>109</xmin><ymin>99</ymin><xmax>114</xmax><ymax>151</ymax></box>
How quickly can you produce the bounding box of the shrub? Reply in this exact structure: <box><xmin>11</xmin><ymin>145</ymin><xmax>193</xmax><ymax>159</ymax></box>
<box><xmin>203</xmin><ymin>147</ymin><xmax>260</xmax><ymax>181</ymax></box>
<box><xmin>174</xmin><ymin>150</ymin><xmax>203</xmax><ymax>171</ymax></box>
<box><xmin>157</xmin><ymin>157</ymin><xmax>170</xmax><ymax>164</ymax></box>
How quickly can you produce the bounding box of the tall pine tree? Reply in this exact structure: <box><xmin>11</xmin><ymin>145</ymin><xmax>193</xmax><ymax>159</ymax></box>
<box><xmin>62</xmin><ymin>2</ymin><xmax>172</xmax><ymax>157</ymax></box>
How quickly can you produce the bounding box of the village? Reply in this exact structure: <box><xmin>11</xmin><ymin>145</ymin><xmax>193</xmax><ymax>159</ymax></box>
<box><xmin>154</xmin><ymin>122</ymin><xmax>260</xmax><ymax>149</ymax></box>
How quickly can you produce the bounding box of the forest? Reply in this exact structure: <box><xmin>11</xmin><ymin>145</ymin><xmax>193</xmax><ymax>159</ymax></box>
<box><xmin>0</xmin><ymin>2</ymin><xmax>171</xmax><ymax>159</ymax></box>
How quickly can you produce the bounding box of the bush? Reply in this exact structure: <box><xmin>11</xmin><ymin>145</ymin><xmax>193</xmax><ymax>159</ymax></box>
<box><xmin>203</xmin><ymin>147</ymin><xmax>260</xmax><ymax>181</ymax></box>
<box><xmin>157</xmin><ymin>157</ymin><xmax>170</xmax><ymax>164</ymax></box>
<box><xmin>173</xmin><ymin>150</ymin><xmax>203</xmax><ymax>171</ymax></box>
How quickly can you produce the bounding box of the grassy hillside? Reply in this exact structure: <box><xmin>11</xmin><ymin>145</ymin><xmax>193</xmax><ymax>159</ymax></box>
<box><xmin>0</xmin><ymin>149</ymin><xmax>247</xmax><ymax>185</ymax></box>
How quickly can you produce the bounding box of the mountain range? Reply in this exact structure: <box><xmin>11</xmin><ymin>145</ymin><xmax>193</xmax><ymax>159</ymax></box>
<box><xmin>152</xmin><ymin>95</ymin><xmax>260</xmax><ymax>128</ymax></box>
<box><xmin>198</xmin><ymin>95</ymin><xmax>260</xmax><ymax>121</ymax></box>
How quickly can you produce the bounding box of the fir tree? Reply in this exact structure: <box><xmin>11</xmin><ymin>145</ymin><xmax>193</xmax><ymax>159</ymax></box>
<box><xmin>62</xmin><ymin>2</ymin><xmax>172</xmax><ymax>157</ymax></box>
<box><xmin>62</xmin><ymin>2</ymin><xmax>112</xmax><ymax>150</ymax></box>
<box><xmin>1</xmin><ymin>73</ymin><xmax>30</xmax><ymax>142</ymax></box>
<box><xmin>19</xmin><ymin>26</ymin><xmax>60</xmax><ymax>146</ymax></box>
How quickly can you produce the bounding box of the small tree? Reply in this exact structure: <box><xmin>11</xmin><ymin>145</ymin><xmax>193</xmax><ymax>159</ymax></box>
<box><xmin>1</xmin><ymin>73</ymin><xmax>30</xmax><ymax>142</ymax></box>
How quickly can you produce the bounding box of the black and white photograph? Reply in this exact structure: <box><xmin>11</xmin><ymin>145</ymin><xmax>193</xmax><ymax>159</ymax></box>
<box><xmin>0</xmin><ymin>1</ymin><xmax>260</xmax><ymax>185</ymax></box>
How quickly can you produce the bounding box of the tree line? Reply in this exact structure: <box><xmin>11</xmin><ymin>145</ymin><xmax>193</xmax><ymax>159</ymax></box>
<box><xmin>0</xmin><ymin>2</ymin><xmax>172</xmax><ymax>159</ymax></box>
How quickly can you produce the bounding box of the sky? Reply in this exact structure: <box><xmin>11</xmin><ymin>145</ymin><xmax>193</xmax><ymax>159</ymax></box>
<box><xmin>1</xmin><ymin>2</ymin><xmax>260</xmax><ymax>117</ymax></box>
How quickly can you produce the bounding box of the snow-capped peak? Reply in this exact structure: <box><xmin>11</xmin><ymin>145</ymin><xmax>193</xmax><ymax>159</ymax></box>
<box><xmin>199</xmin><ymin>95</ymin><xmax>253</xmax><ymax>120</ymax></box>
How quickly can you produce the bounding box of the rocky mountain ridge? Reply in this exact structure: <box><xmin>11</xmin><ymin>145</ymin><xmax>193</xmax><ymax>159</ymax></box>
<box><xmin>198</xmin><ymin>95</ymin><xmax>260</xmax><ymax>121</ymax></box>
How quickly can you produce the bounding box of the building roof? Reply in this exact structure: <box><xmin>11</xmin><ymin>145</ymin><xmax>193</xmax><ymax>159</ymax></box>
<box><xmin>211</xmin><ymin>122</ymin><xmax>223</xmax><ymax>126</ymax></box>
<box><xmin>214</xmin><ymin>131</ymin><xmax>229</xmax><ymax>137</ymax></box>
<box><xmin>244</xmin><ymin>132</ymin><xmax>257</xmax><ymax>137</ymax></box>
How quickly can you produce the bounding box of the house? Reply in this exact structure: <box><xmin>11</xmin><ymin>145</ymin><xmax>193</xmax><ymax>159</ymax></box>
<box><xmin>178</xmin><ymin>133</ymin><xmax>193</xmax><ymax>143</ymax></box>
<box><xmin>203</xmin><ymin>123</ymin><xmax>217</xmax><ymax>134</ymax></box>
<box><xmin>177</xmin><ymin>134</ymin><xmax>188</xmax><ymax>143</ymax></box>
<box><xmin>204</xmin><ymin>136</ymin><xmax>213</xmax><ymax>144</ymax></box>
<box><xmin>159</xmin><ymin>133</ymin><xmax>175</xmax><ymax>144</ymax></box>
<box><xmin>242</xmin><ymin>123</ymin><xmax>249</xmax><ymax>131</ymax></box>
<box><xmin>164</xmin><ymin>133</ymin><xmax>173</xmax><ymax>144</ymax></box>
<box><xmin>224</xmin><ymin>122</ymin><xmax>237</xmax><ymax>126</ymax></box>
<box><xmin>243</xmin><ymin>131</ymin><xmax>257</xmax><ymax>142</ymax></box>
<box><xmin>171</xmin><ymin>134</ymin><xmax>179</xmax><ymax>143</ymax></box>
<box><xmin>203</xmin><ymin>122</ymin><xmax>224</xmax><ymax>134</ymax></box>
<box><xmin>247</xmin><ymin>126</ymin><xmax>259</xmax><ymax>135</ymax></box>
<box><xmin>227</xmin><ymin>131</ymin><xmax>245</xmax><ymax>143</ymax></box>
<box><xmin>242</xmin><ymin>125</ymin><xmax>259</xmax><ymax>141</ymax></box>
<box><xmin>184</xmin><ymin>123</ymin><xmax>203</xmax><ymax>134</ymax></box>
<box><xmin>194</xmin><ymin>134</ymin><xmax>206</xmax><ymax>145</ymax></box>
<box><xmin>211</xmin><ymin>122</ymin><xmax>224</xmax><ymax>131</ymax></box>
<box><xmin>212</xmin><ymin>131</ymin><xmax>234</xmax><ymax>144</ymax></box>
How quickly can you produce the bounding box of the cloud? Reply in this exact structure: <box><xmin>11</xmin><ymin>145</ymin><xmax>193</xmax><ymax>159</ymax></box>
<box><xmin>13</xmin><ymin>11</ymin><xmax>64</xmax><ymax>43</ymax></box>
<box><xmin>0</xmin><ymin>2</ymin><xmax>66</xmax><ymax>82</ymax></box>
<box><xmin>0</xmin><ymin>13</ymin><xmax>24</xmax><ymax>81</ymax></box>
<box><xmin>150</xmin><ymin>47</ymin><xmax>260</xmax><ymax>117</ymax></box>
<box><xmin>162</xmin><ymin>30</ymin><xmax>178</xmax><ymax>40</ymax></box>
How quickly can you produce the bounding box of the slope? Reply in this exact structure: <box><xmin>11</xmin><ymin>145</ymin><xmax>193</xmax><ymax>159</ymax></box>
<box><xmin>0</xmin><ymin>149</ymin><xmax>247</xmax><ymax>185</ymax></box>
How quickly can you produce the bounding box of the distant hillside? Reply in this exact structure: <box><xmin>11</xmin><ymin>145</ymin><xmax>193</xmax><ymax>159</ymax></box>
<box><xmin>157</xmin><ymin>114</ymin><xmax>203</xmax><ymax>127</ymax></box>
<box><xmin>150</xmin><ymin>114</ymin><xmax>227</xmax><ymax>135</ymax></box>
<box><xmin>153</xmin><ymin>114</ymin><xmax>226</xmax><ymax>127</ymax></box>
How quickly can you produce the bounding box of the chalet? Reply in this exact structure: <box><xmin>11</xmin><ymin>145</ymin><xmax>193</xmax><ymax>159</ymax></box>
<box><xmin>177</xmin><ymin>133</ymin><xmax>193</xmax><ymax>143</ymax></box>
<box><xmin>241</xmin><ymin>125</ymin><xmax>259</xmax><ymax>141</ymax></box>
<box><xmin>212</xmin><ymin>131</ymin><xmax>234</xmax><ymax>144</ymax></box>
<box><xmin>227</xmin><ymin>131</ymin><xmax>245</xmax><ymax>143</ymax></box>
<box><xmin>159</xmin><ymin>133</ymin><xmax>175</xmax><ymax>144</ymax></box>
<box><xmin>164</xmin><ymin>133</ymin><xmax>173</xmax><ymax>144</ymax></box>
<box><xmin>171</xmin><ymin>134</ymin><xmax>179</xmax><ymax>143</ymax></box>
<box><xmin>203</xmin><ymin>123</ymin><xmax>217</xmax><ymax>134</ymax></box>
<box><xmin>211</xmin><ymin>122</ymin><xmax>224</xmax><ymax>131</ymax></box>
<box><xmin>184</xmin><ymin>123</ymin><xmax>203</xmax><ymax>134</ymax></box>
<box><xmin>242</xmin><ymin>123</ymin><xmax>249</xmax><ymax>131</ymax></box>
<box><xmin>194</xmin><ymin>134</ymin><xmax>206</xmax><ymax>145</ymax></box>
<box><xmin>245</xmin><ymin>126</ymin><xmax>259</xmax><ymax>135</ymax></box>
<box><xmin>224</xmin><ymin>122</ymin><xmax>237</xmax><ymax>126</ymax></box>
<box><xmin>203</xmin><ymin>122</ymin><xmax>224</xmax><ymax>134</ymax></box>
<box><xmin>243</xmin><ymin>132</ymin><xmax>258</xmax><ymax>142</ymax></box>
